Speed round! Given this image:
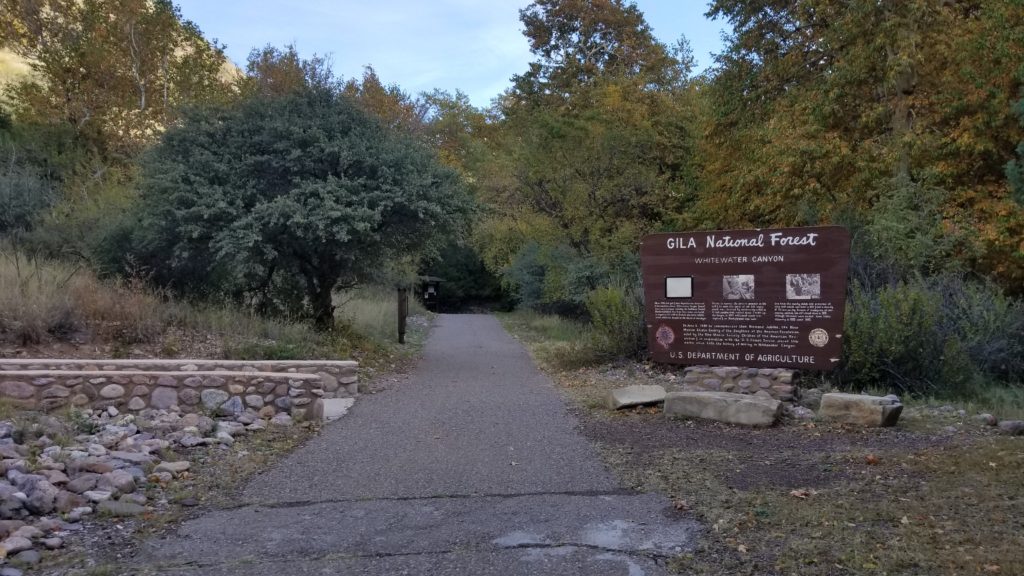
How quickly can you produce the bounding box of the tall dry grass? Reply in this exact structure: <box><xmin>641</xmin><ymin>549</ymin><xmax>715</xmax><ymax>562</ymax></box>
<box><xmin>0</xmin><ymin>250</ymin><xmax>163</xmax><ymax>344</ymax></box>
<box><xmin>0</xmin><ymin>250</ymin><xmax>423</xmax><ymax>362</ymax></box>
<box><xmin>334</xmin><ymin>287</ymin><xmax>427</xmax><ymax>343</ymax></box>
<box><xmin>0</xmin><ymin>250</ymin><xmax>332</xmax><ymax>358</ymax></box>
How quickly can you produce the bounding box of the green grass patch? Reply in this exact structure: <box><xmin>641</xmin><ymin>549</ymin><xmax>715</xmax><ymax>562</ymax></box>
<box><xmin>497</xmin><ymin>309</ymin><xmax>587</xmax><ymax>344</ymax></box>
<box><xmin>497</xmin><ymin>309</ymin><xmax>613</xmax><ymax>370</ymax></box>
<box><xmin>904</xmin><ymin>385</ymin><xmax>1024</xmax><ymax>422</ymax></box>
<box><xmin>335</xmin><ymin>286</ymin><xmax>427</xmax><ymax>344</ymax></box>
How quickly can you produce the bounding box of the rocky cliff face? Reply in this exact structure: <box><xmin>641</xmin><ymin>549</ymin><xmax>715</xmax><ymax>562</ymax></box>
<box><xmin>0</xmin><ymin>49</ymin><xmax>33</xmax><ymax>85</ymax></box>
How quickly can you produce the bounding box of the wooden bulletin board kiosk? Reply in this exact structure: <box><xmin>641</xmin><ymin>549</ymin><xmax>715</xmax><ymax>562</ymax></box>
<box><xmin>640</xmin><ymin>226</ymin><xmax>851</xmax><ymax>371</ymax></box>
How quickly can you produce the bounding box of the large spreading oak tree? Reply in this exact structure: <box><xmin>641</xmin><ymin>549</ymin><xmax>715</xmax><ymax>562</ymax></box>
<box><xmin>124</xmin><ymin>84</ymin><xmax>472</xmax><ymax>328</ymax></box>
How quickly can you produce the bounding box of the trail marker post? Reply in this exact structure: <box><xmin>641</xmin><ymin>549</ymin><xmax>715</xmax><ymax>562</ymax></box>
<box><xmin>397</xmin><ymin>287</ymin><xmax>409</xmax><ymax>344</ymax></box>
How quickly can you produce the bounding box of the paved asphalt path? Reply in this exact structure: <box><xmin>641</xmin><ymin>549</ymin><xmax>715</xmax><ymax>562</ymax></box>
<box><xmin>132</xmin><ymin>315</ymin><xmax>699</xmax><ymax>575</ymax></box>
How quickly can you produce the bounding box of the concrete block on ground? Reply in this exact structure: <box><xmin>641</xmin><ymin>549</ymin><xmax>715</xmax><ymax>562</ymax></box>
<box><xmin>321</xmin><ymin>398</ymin><xmax>356</xmax><ymax>422</ymax></box>
<box><xmin>605</xmin><ymin>385</ymin><xmax>666</xmax><ymax>410</ymax></box>
<box><xmin>819</xmin><ymin>393</ymin><xmax>902</xmax><ymax>427</ymax></box>
<box><xmin>664</xmin><ymin>391</ymin><xmax>781</xmax><ymax>427</ymax></box>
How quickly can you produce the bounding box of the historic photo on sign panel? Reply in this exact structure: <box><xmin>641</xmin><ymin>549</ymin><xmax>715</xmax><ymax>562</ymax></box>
<box><xmin>666</xmin><ymin>277</ymin><xmax>693</xmax><ymax>298</ymax></box>
<box><xmin>786</xmin><ymin>273</ymin><xmax>821</xmax><ymax>299</ymax></box>
<box><xmin>723</xmin><ymin>275</ymin><xmax>755</xmax><ymax>300</ymax></box>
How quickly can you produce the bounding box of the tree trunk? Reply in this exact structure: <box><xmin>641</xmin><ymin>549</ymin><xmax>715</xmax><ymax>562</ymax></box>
<box><xmin>304</xmin><ymin>269</ymin><xmax>339</xmax><ymax>331</ymax></box>
<box><xmin>310</xmin><ymin>282</ymin><xmax>336</xmax><ymax>330</ymax></box>
<box><xmin>884</xmin><ymin>1</ymin><xmax>920</xmax><ymax>181</ymax></box>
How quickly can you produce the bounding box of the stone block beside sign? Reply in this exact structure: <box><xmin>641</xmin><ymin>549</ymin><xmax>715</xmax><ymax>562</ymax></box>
<box><xmin>664</xmin><ymin>390</ymin><xmax>781</xmax><ymax>427</ymax></box>
<box><xmin>819</xmin><ymin>393</ymin><xmax>902</xmax><ymax>427</ymax></box>
<box><xmin>605</xmin><ymin>385</ymin><xmax>666</xmax><ymax>410</ymax></box>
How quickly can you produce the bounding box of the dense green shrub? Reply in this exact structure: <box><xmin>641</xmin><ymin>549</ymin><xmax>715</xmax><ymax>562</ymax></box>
<box><xmin>838</xmin><ymin>275</ymin><xmax>1024</xmax><ymax>397</ymax></box>
<box><xmin>1008</xmin><ymin>97</ymin><xmax>1024</xmax><ymax>206</ymax></box>
<box><xmin>500</xmin><ymin>239</ymin><xmax>646</xmax><ymax>362</ymax></box>
<box><xmin>0</xmin><ymin>119</ymin><xmax>75</xmax><ymax>237</ymax></box>
<box><xmin>502</xmin><ymin>241</ymin><xmax>639</xmax><ymax>317</ymax></box>
<box><xmin>585</xmin><ymin>283</ymin><xmax>645</xmax><ymax>359</ymax></box>
<box><xmin>841</xmin><ymin>281</ymin><xmax>947</xmax><ymax>394</ymax></box>
<box><xmin>0</xmin><ymin>160</ymin><xmax>54</xmax><ymax>235</ymax></box>
<box><xmin>420</xmin><ymin>241</ymin><xmax>510</xmax><ymax>311</ymax></box>
<box><xmin>503</xmin><ymin>242</ymin><xmax>547</xmax><ymax>309</ymax></box>
<box><xmin>931</xmin><ymin>276</ymin><xmax>1024</xmax><ymax>382</ymax></box>
<box><xmin>504</xmin><ymin>242</ymin><xmax>595</xmax><ymax>314</ymax></box>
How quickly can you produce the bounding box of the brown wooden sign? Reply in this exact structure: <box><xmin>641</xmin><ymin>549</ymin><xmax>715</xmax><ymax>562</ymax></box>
<box><xmin>640</xmin><ymin>226</ymin><xmax>851</xmax><ymax>371</ymax></box>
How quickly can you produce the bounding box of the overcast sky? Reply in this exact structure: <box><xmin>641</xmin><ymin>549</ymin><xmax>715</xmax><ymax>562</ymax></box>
<box><xmin>174</xmin><ymin>1</ymin><xmax>729</xmax><ymax>108</ymax></box>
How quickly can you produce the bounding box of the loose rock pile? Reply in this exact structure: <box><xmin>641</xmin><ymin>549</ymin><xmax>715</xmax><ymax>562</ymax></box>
<box><xmin>0</xmin><ymin>403</ymin><xmax>303</xmax><ymax>571</ymax></box>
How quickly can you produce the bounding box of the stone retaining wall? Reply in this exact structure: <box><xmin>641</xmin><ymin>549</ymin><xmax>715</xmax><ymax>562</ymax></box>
<box><xmin>668</xmin><ymin>366</ymin><xmax>798</xmax><ymax>402</ymax></box>
<box><xmin>0</xmin><ymin>360</ymin><xmax>359</xmax><ymax>422</ymax></box>
<box><xmin>0</xmin><ymin>359</ymin><xmax>357</xmax><ymax>374</ymax></box>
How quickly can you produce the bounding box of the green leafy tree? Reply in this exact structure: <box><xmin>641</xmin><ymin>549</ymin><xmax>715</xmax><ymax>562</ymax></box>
<box><xmin>473</xmin><ymin>0</ymin><xmax>696</xmax><ymax>309</ymax></box>
<box><xmin>0</xmin><ymin>0</ymin><xmax>230</xmax><ymax>156</ymax></box>
<box><xmin>700</xmin><ymin>0</ymin><xmax>1024</xmax><ymax>287</ymax></box>
<box><xmin>342</xmin><ymin>66</ymin><xmax>428</xmax><ymax>136</ymax></box>
<box><xmin>1009</xmin><ymin>98</ymin><xmax>1024</xmax><ymax>206</ymax></box>
<box><xmin>512</xmin><ymin>0</ymin><xmax>683</xmax><ymax>106</ymax></box>
<box><xmin>420</xmin><ymin>89</ymin><xmax>493</xmax><ymax>176</ymax></box>
<box><xmin>111</xmin><ymin>83</ymin><xmax>472</xmax><ymax>328</ymax></box>
<box><xmin>240</xmin><ymin>44</ymin><xmax>335</xmax><ymax>97</ymax></box>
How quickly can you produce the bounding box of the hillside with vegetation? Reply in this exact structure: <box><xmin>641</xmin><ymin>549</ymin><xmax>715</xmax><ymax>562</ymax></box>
<box><xmin>0</xmin><ymin>1</ymin><xmax>452</xmax><ymax>363</ymax></box>
<box><xmin>0</xmin><ymin>0</ymin><xmax>1021</xmax><ymax>406</ymax></box>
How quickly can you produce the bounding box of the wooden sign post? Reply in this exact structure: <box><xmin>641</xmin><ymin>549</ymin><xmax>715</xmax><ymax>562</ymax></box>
<box><xmin>397</xmin><ymin>287</ymin><xmax>409</xmax><ymax>344</ymax></box>
<box><xmin>640</xmin><ymin>226</ymin><xmax>851</xmax><ymax>371</ymax></box>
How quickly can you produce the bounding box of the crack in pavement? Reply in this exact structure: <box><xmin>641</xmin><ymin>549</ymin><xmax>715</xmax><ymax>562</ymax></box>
<box><xmin>228</xmin><ymin>488</ymin><xmax>639</xmax><ymax>511</ymax></box>
<box><xmin>136</xmin><ymin>493</ymin><xmax>699</xmax><ymax>573</ymax></box>
<box><xmin>136</xmin><ymin>541</ymin><xmax>671</xmax><ymax>574</ymax></box>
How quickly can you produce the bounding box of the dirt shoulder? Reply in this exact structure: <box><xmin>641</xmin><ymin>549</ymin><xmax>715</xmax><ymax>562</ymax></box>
<box><xmin>511</xmin><ymin>341</ymin><xmax>1024</xmax><ymax>576</ymax></box>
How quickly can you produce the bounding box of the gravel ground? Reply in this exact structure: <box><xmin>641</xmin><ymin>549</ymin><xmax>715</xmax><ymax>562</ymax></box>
<box><xmin>579</xmin><ymin>409</ymin><xmax>954</xmax><ymax>491</ymax></box>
